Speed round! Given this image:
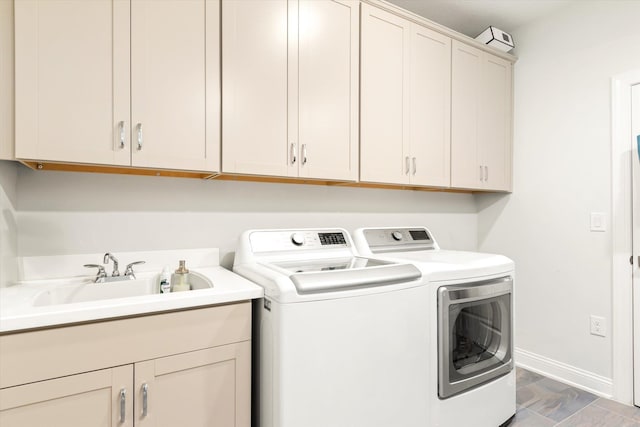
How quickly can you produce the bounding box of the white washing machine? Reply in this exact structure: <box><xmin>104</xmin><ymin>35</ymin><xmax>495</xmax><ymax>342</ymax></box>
<box><xmin>353</xmin><ymin>226</ymin><xmax>516</xmax><ymax>427</ymax></box>
<box><xmin>233</xmin><ymin>228</ymin><xmax>431</xmax><ymax>427</ymax></box>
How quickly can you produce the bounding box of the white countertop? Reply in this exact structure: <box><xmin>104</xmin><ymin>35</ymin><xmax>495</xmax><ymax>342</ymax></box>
<box><xmin>0</xmin><ymin>249</ymin><xmax>264</xmax><ymax>334</ymax></box>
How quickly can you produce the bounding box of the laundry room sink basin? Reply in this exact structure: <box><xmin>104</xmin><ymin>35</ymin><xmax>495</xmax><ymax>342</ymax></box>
<box><xmin>31</xmin><ymin>273</ymin><xmax>213</xmax><ymax>307</ymax></box>
<box><xmin>0</xmin><ymin>248</ymin><xmax>264</xmax><ymax>334</ymax></box>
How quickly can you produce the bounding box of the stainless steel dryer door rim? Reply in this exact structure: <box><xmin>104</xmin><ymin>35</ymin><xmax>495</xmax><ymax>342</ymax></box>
<box><xmin>438</xmin><ymin>276</ymin><xmax>514</xmax><ymax>399</ymax></box>
<box><xmin>440</xmin><ymin>276</ymin><xmax>512</xmax><ymax>304</ymax></box>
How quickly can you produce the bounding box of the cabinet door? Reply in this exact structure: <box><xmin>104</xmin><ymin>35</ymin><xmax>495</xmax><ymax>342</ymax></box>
<box><xmin>222</xmin><ymin>0</ymin><xmax>289</xmax><ymax>176</ymax></box>
<box><xmin>480</xmin><ymin>54</ymin><xmax>512</xmax><ymax>191</ymax></box>
<box><xmin>0</xmin><ymin>0</ymin><xmax>14</xmax><ymax>160</ymax></box>
<box><xmin>360</xmin><ymin>4</ymin><xmax>411</xmax><ymax>185</ymax></box>
<box><xmin>14</xmin><ymin>0</ymin><xmax>130</xmax><ymax>166</ymax></box>
<box><xmin>409</xmin><ymin>23</ymin><xmax>451</xmax><ymax>187</ymax></box>
<box><xmin>0</xmin><ymin>365</ymin><xmax>133</xmax><ymax>427</ymax></box>
<box><xmin>297</xmin><ymin>0</ymin><xmax>359</xmax><ymax>181</ymax></box>
<box><xmin>451</xmin><ymin>40</ymin><xmax>483</xmax><ymax>189</ymax></box>
<box><xmin>131</xmin><ymin>0</ymin><xmax>219</xmax><ymax>172</ymax></box>
<box><xmin>135</xmin><ymin>342</ymin><xmax>251</xmax><ymax>427</ymax></box>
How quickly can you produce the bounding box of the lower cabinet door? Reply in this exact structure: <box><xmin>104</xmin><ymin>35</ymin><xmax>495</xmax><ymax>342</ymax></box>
<box><xmin>134</xmin><ymin>341</ymin><xmax>251</xmax><ymax>427</ymax></box>
<box><xmin>0</xmin><ymin>365</ymin><xmax>134</xmax><ymax>427</ymax></box>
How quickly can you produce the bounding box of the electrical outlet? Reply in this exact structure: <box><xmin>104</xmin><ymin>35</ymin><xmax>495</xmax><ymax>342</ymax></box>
<box><xmin>590</xmin><ymin>315</ymin><xmax>606</xmax><ymax>337</ymax></box>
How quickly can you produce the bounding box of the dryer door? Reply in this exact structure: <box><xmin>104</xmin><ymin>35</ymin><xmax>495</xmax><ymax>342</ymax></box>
<box><xmin>438</xmin><ymin>276</ymin><xmax>513</xmax><ymax>399</ymax></box>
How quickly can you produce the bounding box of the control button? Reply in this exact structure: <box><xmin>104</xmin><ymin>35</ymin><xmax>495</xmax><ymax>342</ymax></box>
<box><xmin>291</xmin><ymin>233</ymin><xmax>305</xmax><ymax>246</ymax></box>
<box><xmin>391</xmin><ymin>231</ymin><xmax>403</xmax><ymax>241</ymax></box>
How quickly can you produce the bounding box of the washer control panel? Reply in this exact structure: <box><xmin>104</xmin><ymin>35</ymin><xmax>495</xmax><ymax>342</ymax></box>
<box><xmin>250</xmin><ymin>229</ymin><xmax>350</xmax><ymax>252</ymax></box>
<box><xmin>362</xmin><ymin>227</ymin><xmax>436</xmax><ymax>253</ymax></box>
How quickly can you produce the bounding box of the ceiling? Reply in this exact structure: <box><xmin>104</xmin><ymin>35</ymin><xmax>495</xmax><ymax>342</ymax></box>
<box><xmin>385</xmin><ymin>0</ymin><xmax>576</xmax><ymax>39</ymax></box>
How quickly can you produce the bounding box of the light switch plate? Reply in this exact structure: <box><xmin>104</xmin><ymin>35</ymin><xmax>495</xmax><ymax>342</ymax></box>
<box><xmin>590</xmin><ymin>212</ymin><xmax>606</xmax><ymax>232</ymax></box>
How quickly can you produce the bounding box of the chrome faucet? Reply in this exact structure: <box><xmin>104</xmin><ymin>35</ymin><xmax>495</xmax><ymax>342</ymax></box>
<box><xmin>85</xmin><ymin>256</ymin><xmax>145</xmax><ymax>283</ymax></box>
<box><xmin>103</xmin><ymin>252</ymin><xmax>120</xmax><ymax>277</ymax></box>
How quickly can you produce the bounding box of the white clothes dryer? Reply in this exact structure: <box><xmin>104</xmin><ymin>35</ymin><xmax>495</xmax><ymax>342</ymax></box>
<box><xmin>353</xmin><ymin>226</ymin><xmax>516</xmax><ymax>427</ymax></box>
<box><xmin>233</xmin><ymin>228</ymin><xmax>431</xmax><ymax>427</ymax></box>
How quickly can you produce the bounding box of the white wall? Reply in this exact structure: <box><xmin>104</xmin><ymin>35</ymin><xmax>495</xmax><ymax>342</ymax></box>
<box><xmin>0</xmin><ymin>161</ymin><xmax>18</xmax><ymax>287</ymax></box>
<box><xmin>15</xmin><ymin>165</ymin><xmax>477</xmax><ymax>271</ymax></box>
<box><xmin>477</xmin><ymin>0</ymin><xmax>640</xmax><ymax>390</ymax></box>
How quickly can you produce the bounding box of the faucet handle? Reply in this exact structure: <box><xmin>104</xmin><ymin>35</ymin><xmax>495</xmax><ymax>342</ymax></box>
<box><xmin>124</xmin><ymin>261</ymin><xmax>146</xmax><ymax>279</ymax></box>
<box><xmin>84</xmin><ymin>264</ymin><xmax>107</xmax><ymax>283</ymax></box>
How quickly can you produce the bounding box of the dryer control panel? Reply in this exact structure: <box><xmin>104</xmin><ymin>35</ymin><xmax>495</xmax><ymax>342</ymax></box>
<box><xmin>361</xmin><ymin>227</ymin><xmax>437</xmax><ymax>253</ymax></box>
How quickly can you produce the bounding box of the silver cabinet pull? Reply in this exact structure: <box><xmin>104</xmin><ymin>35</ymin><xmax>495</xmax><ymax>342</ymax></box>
<box><xmin>142</xmin><ymin>383</ymin><xmax>148</xmax><ymax>417</ymax></box>
<box><xmin>484</xmin><ymin>166</ymin><xmax>488</xmax><ymax>181</ymax></box>
<box><xmin>302</xmin><ymin>144</ymin><xmax>307</xmax><ymax>165</ymax></box>
<box><xmin>119</xmin><ymin>388</ymin><xmax>126</xmax><ymax>423</ymax></box>
<box><xmin>136</xmin><ymin>123</ymin><xmax>143</xmax><ymax>151</ymax></box>
<box><xmin>118</xmin><ymin>121</ymin><xmax>125</xmax><ymax>149</ymax></box>
<box><xmin>405</xmin><ymin>156</ymin><xmax>410</xmax><ymax>175</ymax></box>
<box><xmin>479</xmin><ymin>165</ymin><xmax>483</xmax><ymax>181</ymax></box>
<box><xmin>412</xmin><ymin>157</ymin><xmax>417</xmax><ymax>175</ymax></box>
<box><xmin>290</xmin><ymin>143</ymin><xmax>297</xmax><ymax>165</ymax></box>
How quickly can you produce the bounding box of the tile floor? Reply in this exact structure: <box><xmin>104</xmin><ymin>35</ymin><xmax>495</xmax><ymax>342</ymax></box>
<box><xmin>505</xmin><ymin>367</ymin><xmax>640</xmax><ymax>426</ymax></box>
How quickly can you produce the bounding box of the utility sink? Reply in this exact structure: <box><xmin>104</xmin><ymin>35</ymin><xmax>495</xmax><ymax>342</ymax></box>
<box><xmin>1</xmin><ymin>249</ymin><xmax>263</xmax><ymax>334</ymax></box>
<box><xmin>31</xmin><ymin>272</ymin><xmax>213</xmax><ymax>307</ymax></box>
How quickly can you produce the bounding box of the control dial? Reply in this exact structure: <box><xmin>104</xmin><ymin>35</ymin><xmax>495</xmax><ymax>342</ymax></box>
<box><xmin>291</xmin><ymin>233</ymin><xmax>305</xmax><ymax>246</ymax></box>
<box><xmin>391</xmin><ymin>231</ymin><xmax>403</xmax><ymax>241</ymax></box>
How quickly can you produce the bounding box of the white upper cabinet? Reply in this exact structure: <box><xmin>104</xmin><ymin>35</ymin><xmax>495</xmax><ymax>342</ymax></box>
<box><xmin>360</xmin><ymin>4</ymin><xmax>451</xmax><ymax>187</ymax></box>
<box><xmin>0</xmin><ymin>0</ymin><xmax>14</xmax><ymax>160</ymax></box>
<box><xmin>360</xmin><ymin>4</ymin><xmax>409</xmax><ymax>185</ymax></box>
<box><xmin>222</xmin><ymin>0</ymin><xmax>289</xmax><ymax>177</ymax></box>
<box><xmin>14</xmin><ymin>0</ymin><xmax>219</xmax><ymax>173</ymax></box>
<box><xmin>480</xmin><ymin>54</ymin><xmax>513</xmax><ymax>191</ymax></box>
<box><xmin>15</xmin><ymin>0</ymin><xmax>131</xmax><ymax>166</ymax></box>
<box><xmin>13</xmin><ymin>0</ymin><xmax>513</xmax><ymax>191</ymax></box>
<box><xmin>297</xmin><ymin>0</ymin><xmax>359</xmax><ymax>181</ymax></box>
<box><xmin>410</xmin><ymin>23</ymin><xmax>452</xmax><ymax>187</ymax></box>
<box><xmin>451</xmin><ymin>40</ymin><xmax>512</xmax><ymax>191</ymax></box>
<box><xmin>222</xmin><ymin>0</ymin><xmax>359</xmax><ymax>181</ymax></box>
<box><xmin>130</xmin><ymin>0</ymin><xmax>219</xmax><ymax>172</ymax></box>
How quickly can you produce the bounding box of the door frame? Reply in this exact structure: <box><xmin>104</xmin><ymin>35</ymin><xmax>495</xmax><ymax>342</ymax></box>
<box><xmin>611</xmin><ymin>69</ymin><xmax>640</xmax><ymax>405</ymax></box>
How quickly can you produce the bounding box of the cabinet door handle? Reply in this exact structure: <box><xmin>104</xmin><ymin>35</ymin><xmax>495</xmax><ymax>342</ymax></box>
<box><xmin>479</xmin><ymin>165</ymin><xmax>484</xmax><ymax>181</ymax></box>
<box><xmin>136</xmin><ymin>123</ymin><xmax>143</xmax><ymax>151</ymax></box>
<box><xmin>412</xmin><ymin>157</ymin><xmax>417</xmax><ymax>175</ymax></box>
<box><xmin>118</xmin><ymin>121</ymin><xmax>125</xmax><ymax>149</ymax></box>
<box><xmin>302</xmin><ymin>144</ymin><xmax>307</xmax><ymax>166</ymax></box>
<box><xmin>142</xmin><ymin>383</ymin><xmax>148</xmax><ymax>417</ymax></box>
<box><xmin>119</xmin><ymin>388</ymin><xmax>126</xmax><ymax>423</ymax></box>
<box><xmin>405</xmin><ymin>156</ymin><xmax>410</xmax><ymax>175</ymax></box>
<box><xmin>290</xmin><ymin>143</ymin><xmax>297</xmax><ymax>165</ymax></box>
<box><xmin>484</xmin><ymin>165</ymin><xmax>488</xmax><ymax>181</ymax></box>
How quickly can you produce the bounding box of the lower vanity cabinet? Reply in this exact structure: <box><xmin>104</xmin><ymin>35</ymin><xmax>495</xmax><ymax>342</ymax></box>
<box><xmin>0</xmin><ymin>366</ymin><xmax>134</xmax><ymax>426</ymax></box>
<box><xmin>0</xmin><ymin>303</ymin><xmax>251</xmax><ymax>427</ymax></box>
<box><xmin>134</xmin><ymin>342</ymin><xmax>251</xmax><ymax>426</ymax></box>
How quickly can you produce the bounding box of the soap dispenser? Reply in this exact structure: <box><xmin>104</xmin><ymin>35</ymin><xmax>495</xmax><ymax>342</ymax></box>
<box><xmin>171</xmin><ymin>260</ymin><xmax>191</xmax><ymax>292</ymax></box>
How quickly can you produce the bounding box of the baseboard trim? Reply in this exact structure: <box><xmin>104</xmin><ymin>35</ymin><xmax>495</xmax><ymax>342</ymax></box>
<box><xmin>515</xmin><ymin>347</ymin><xmax>613</xmax><ymax>398</ymax></box>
